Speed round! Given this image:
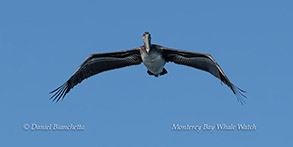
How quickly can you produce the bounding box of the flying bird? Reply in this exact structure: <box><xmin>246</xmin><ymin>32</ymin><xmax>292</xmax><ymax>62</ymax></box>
<box><xmin>50</xmin><ymin>32</ymin><xmax>246</xmax><ymax>103</ymax></box>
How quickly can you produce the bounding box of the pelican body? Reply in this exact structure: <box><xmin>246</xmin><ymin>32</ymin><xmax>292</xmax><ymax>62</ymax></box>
<box><xmin>140</xmin><ymin>32</ymin><xmax>166</xmax><ymax>76</ymax></box>
<box><xmin>50</xmin><ymin>32</ymin><xmax>246</xmax><ymax>104</ymax></box>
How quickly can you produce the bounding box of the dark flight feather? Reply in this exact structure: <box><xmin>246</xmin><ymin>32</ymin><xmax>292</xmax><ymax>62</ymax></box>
<box><xmin>50</xmin><ymin>48</ymin><xmax>142</xmax><ymax>102</ymax></box>
<box><xmin>160</xmin><ymin>46</ymin><xmax>246</xmax><ymax>104</ymax></box>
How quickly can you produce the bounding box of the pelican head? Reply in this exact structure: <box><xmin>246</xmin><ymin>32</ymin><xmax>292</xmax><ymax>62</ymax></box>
<box><xmin>142</xmin><ymin>32</ymin><xmax>151</xmax><ymax>53</ymax></box>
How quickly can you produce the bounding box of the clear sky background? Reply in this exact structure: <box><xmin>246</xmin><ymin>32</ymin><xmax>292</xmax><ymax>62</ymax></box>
<box><xmin>1</xmin><ymin>0</ymin><xmax>292</xmax><ymax>146</ymax></box>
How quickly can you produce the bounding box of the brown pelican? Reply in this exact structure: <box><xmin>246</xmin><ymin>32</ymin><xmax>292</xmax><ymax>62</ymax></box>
<box><xmin>50</xmin><ymin>32</ymin><xmax>246</xmax><ymax>104</ymax></box>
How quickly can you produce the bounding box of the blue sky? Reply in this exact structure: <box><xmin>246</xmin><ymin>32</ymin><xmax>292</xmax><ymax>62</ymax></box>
<box><xmin>1</xmin><ymin>0</ymin><xmax>292</xmax><ymax>146</ymax></box>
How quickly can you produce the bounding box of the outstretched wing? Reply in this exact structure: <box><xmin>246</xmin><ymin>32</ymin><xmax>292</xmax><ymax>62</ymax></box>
<box><xmin>50</xmin><ymin>48</ymin><xmax>142</xmax><ymax>102</ymax></box>
<box><xmin>160</xmin><ymin>47</ymin><xmax>246</xmax><ymax>104</ymax></box>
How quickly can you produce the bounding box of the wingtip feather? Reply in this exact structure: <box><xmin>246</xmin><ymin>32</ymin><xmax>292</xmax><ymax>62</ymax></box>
<box><xmin>50</xmin><ymin>83</ymin><xmax>69</xmax><ymax>103</ymax></box>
